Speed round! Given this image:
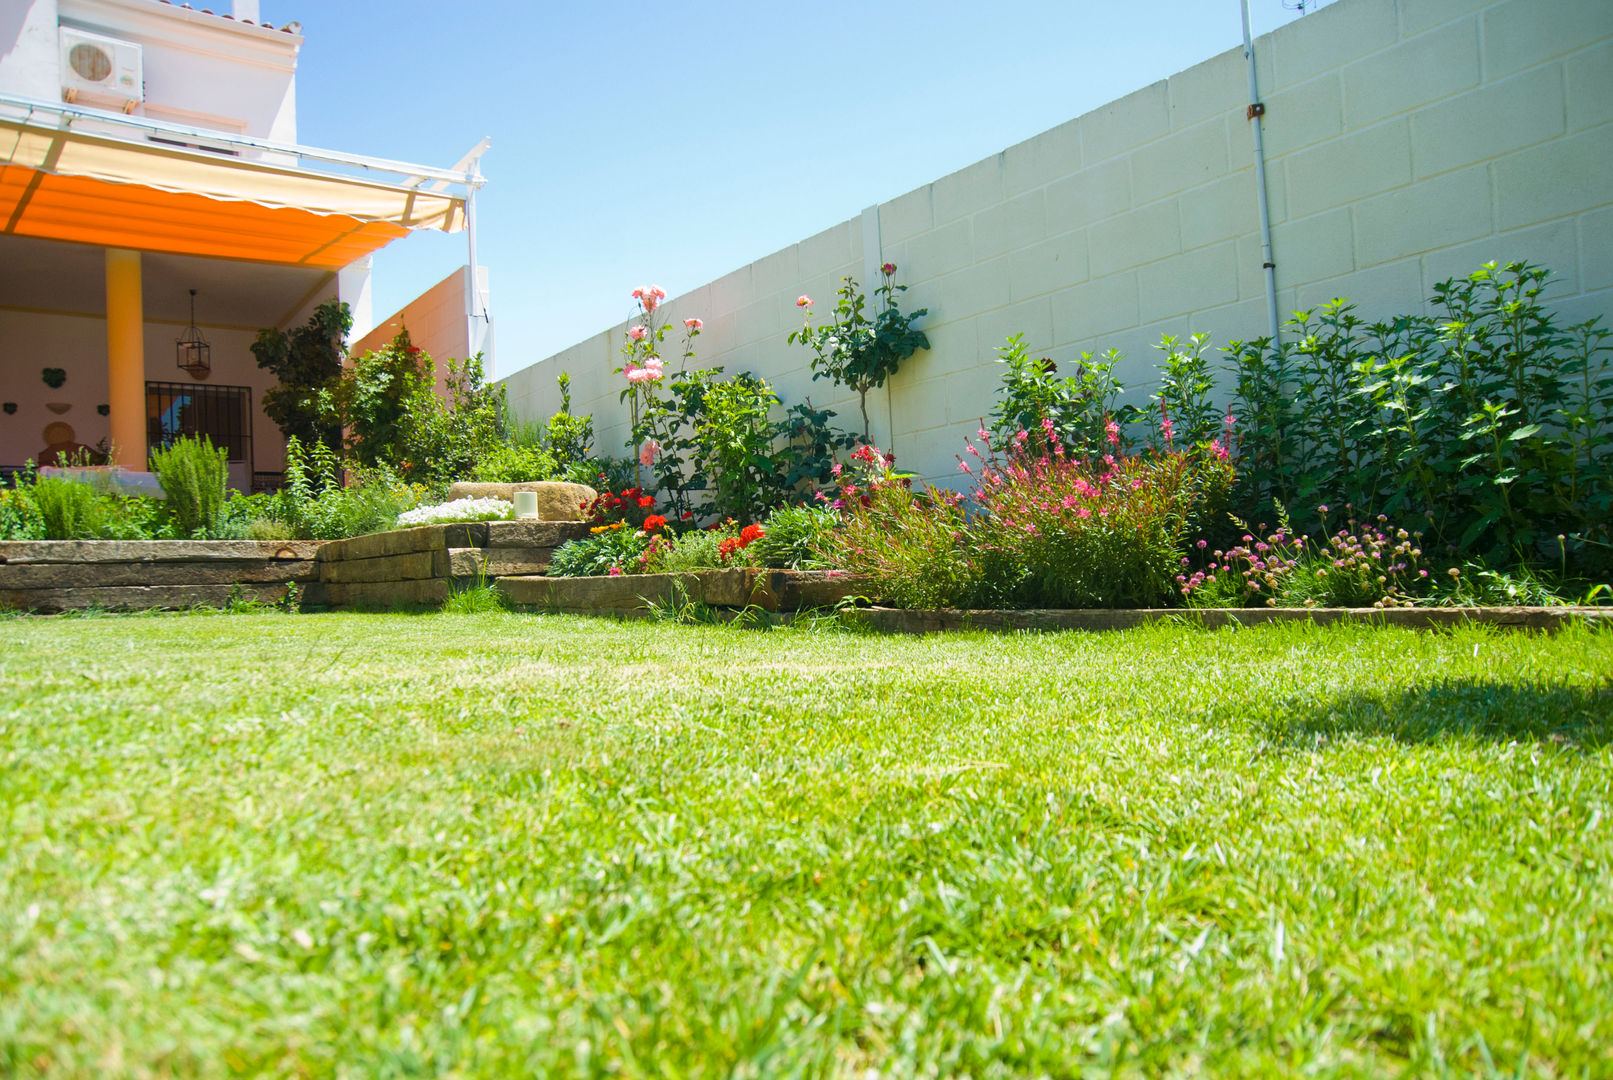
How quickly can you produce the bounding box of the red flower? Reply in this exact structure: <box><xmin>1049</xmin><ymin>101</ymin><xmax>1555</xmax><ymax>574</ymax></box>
<box><xmin>643</xmin><ymin>514</ymin><xmax>667</xmax><ymax>532</ymax></box>
<box><xmin>637</xmin><ymin>495</ymin><xmax>655</xmax><ymax>509</ymax></box>
<box><xmin>739</xmin><ymin>523</ymin><xmax>765</xmax><ymax>545</ymax></box>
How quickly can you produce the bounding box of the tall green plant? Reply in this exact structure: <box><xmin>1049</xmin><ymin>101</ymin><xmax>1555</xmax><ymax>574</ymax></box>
<box><xmin>149</xmin><ymin>435</ymin><xmax>229</xmax><ymax>538</ymax></box>
<box><xmin>251</xmin><ymin>298</ymin><xmax>351</xmax><ymax>449</ymax></box>
<box><xmin>1229</xmin><ymin>261</ymin><xmax>1612</xmax><ymax>569</ymax></box>
<box><xmin>788</xmin><ymin>263</ymin><xmax>929</xmax><ymax>441</ymax></box>
<box><xmin>989</xmin><ymin>334</ymin><xmax>1139</xmax><ymax>456</ymax></box>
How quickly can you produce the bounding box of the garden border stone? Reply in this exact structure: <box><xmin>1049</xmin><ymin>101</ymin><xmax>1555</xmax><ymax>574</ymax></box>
<box><xmin>845</xmin><ymin>606</ymin><xmax>1611</xmax><ymax>634</ymax></box>
<box><xmin>0</xmin><ymin>540</ymin><xmax>320</xmax><ymax>613</ymax></box>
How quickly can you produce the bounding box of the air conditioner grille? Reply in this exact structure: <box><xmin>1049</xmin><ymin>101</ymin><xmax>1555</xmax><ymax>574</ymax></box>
<box><xmin>68</xmin><ymin>43</ymin><xmax>113</xmax><ymax>83</ymax></box>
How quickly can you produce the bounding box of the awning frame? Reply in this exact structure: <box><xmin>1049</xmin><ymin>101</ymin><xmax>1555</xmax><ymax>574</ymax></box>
<box><xmin>0</xmin><ymin>91</ymin><xmax>491</xmax><ymax>340</ymax></box>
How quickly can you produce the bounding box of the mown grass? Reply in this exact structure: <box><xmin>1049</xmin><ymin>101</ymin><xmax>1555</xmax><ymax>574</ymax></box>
<box><xmin>1</xmin><ymin>612</ymin><xmax>1610</xmax><ymax>1078</ymax></box>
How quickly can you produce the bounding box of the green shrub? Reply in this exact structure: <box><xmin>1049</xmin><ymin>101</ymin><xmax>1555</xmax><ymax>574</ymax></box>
<box><xmin>646</xmin><ymin>528</ymin><xmax>725</xmax><ymax>573</ymax></box>
<box><xmin>30</xmin><ymin>478</ymin><xmax>167</xmax><ymax>540</ymax></box>
<box><xmin>823</xmin><ymin>447</ymin><xmax>979</xmax><ymax>609</ymax></box>
<box><xmin>471</xmin><ymin>443</ymin><xmax>558</xmax><ymax>484</ymax></box>
<box><xmin>0</xmin><ymin>484</ymin><xmax>44</xmax><ymax>540</ymax></box>
<box><xmin>149</xmin><ymin>435</ymin><xmax>229</xmax><ymax>538</ymax></box>
<box><xmin>1229</xmin><ymin>261</ymin><xmax>1612</xmax><ymax>570</ymax></box>
<box><xmin>268</xmin><ymin>438</ymin><xmax>426</xmax><ymax>540</ymax></box>
<box><xmin>548</xmin><ymin>526</ymin><xmax>653</xmax><ymax>577</ymax></box>
<box><xmin>751</xmin><ymin>504</ymin><xmax>839</xmax><ymax>569</ymax></box>
<box><xmin>965</xmin><ymin>433</ymin><xmax>1234</xmax><ymax>609</ymax></box>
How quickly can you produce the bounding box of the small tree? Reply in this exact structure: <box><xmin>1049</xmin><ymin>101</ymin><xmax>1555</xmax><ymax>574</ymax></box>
<box><xmin>251</xmin><ymin>299</ymin><xmax>351</xmax><ymax>449</ymax></box>
<box><xmin>788</xmin><ymin>263</ymin><xmax>929</xmax><ymax>441</ymax></box>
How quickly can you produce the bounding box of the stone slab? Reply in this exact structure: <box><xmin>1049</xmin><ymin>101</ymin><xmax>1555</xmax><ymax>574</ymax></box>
<box><xmin>747</xmin><ymin>570</ymin><xmax>870</xmax><ymax>610</ymax></box>
<box><xmin>305</xmin><ymin>578</ymin><xmax>450</xmax><ymax>609</ymax></box>
<box><xmin>0</xmin><ymin>559</ymin><xmax>317</xmax><ymax>589</ymax></box>
<box><xmin>318</xmin><ymin>551</ymin><xmax>441</xmax><ymax>585</ymax></box>
<box><xmin>483</xmin><ymin>520</ymin><xmax>594</xmax><ymax>549</ymax></box>
<box><xmin>447</xmin><ymin>547</ymin><xmax>560</xmax><ymax>577</ymax></box>
<box><xmin>317</xmin><ymin>524</ymin><xmax>487</xmax><ymax>562</ymax></box>
<box><xmin>0</xmin><ymin>540</ymin><xmax>323</xmax><ymax>564</ymax></box>
<box><xmin>1</xmin><ymin>582</ymin><xmax>298</xmax><ymax>613</ymax></box>
<box><xmin>496</xmin><ymin>570</ymin><xmax>752</xmax><ymax>611</ymax></box>
<box><xmin>496</xmin><ymin>569</ymin><xmax>868</xmax><ymax>612</ymax></box>
<box><xmin>847</xmin><ymin>606</ymin><xmax>1612</xmax><ymax>634</ymax></box>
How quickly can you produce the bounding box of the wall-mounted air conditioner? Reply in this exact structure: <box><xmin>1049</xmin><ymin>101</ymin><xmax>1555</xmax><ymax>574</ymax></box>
<box><xmin>59</xmin><ymin>28</ymin><xmax>144</xmax><ymax>108</ymax></box>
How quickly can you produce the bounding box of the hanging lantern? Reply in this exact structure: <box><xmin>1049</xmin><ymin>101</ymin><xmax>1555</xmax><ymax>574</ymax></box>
<box><xmin>176</xmin><ymin>289</ymin><xmax>211</xmax><ymax>378</ymax></box>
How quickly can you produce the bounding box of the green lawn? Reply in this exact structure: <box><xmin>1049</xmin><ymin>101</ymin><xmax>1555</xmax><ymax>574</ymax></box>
<box><xmin>1</xmin><ymin>613</ymin><xmax>1610</xmax><ymax>1078</ymax></box>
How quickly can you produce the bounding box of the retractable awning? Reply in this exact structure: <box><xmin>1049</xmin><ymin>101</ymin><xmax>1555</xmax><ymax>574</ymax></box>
<box><xmin>0</xmin><ymin>108</ymin><xmax>468</xmax><ymax>270</ymax></box>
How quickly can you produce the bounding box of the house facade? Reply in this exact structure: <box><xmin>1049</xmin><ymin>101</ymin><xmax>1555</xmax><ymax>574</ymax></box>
<box><xmin>0</xmin><ymin>0</ymin><xmax>487</xmax><ymax>489</ymax></box>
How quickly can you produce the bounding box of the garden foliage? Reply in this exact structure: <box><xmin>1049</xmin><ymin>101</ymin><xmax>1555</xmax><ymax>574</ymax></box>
<box><xmin>788</xmin><ymin>264</ymin><xmax>929</xmax><ymax>440</ymax></box>
<box><xmin>148</xmin><ymin>435</ymin><xmax>229</xmax><ymax>538</ymax></box>
<box><xmin>1229</xmin><ymin>262</ymin><xmax>1611</xmax><ymax>568</ymax></box>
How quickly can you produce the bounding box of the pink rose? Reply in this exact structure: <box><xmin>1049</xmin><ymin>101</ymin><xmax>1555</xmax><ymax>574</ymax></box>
<box><xmin>650</xmin><ymin>285</ymin><xmax>667</xmax><ymax>300</ymax></box>
<box><xmin>639</xmin><ymin>439</ymin><xmax>662</xmax><ymax>466</ymax></box>
<box><xmin>630</xmin><ymin>287</ymin><xmax>644</xmax><ymax>300</ymax></box>
<box><xmin>628</xmin><ymin>324</ymin><xmax>647</xmax><ymax>342</ymax></box>
<box><xmin>881</xmin><ymin>262</ymin><xmax>896</xmax><ymax>275</ymax></box>
<box><xmin>684</xmin><ymin>317</ymin><xmax>703</xmax><ymax>330</ymax></box>
<box><xmin>797</xmin><ymin>296</ymin><xmax>812</xmax><ymax>307</ymax></box>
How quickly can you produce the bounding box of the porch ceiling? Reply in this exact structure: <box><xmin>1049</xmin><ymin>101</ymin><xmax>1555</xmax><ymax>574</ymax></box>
<box><xmin>0</xmin><ymin>234</ymin><xmax>334</xmax><ymax>330</ymax></box>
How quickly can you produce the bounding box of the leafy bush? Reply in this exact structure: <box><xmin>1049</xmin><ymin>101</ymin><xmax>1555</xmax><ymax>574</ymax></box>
<box><xmin>823</xmin><ymin>446</ymin><xmax>979</xmax><ymax>609</ymax></box>
<box><xmin>211</xmin><ymin>491</ymin><xmax>279</xmax><ymax>540</ymax></box>
<box><xmin>471</xmin><ymin>443</ymin><xmax>558</xmax><ymax>484</ymax></box>
<box><xmin>695</xmin><ymin>372</ymin><xmax>786</xmax><ymax>522</ymax></box>
<box><xmin>1229</xmin><ymin>262</ymin><xmax>1612</xmax><ymax>569</ymax></box>
<box><xmin>788</xmin><ymin>264</ymin><xmax>929</xmax><ymax>441</ymax></box>
<box><xmin>30</xmin><ymin>477</ymin><xmax>166</xmax><ymax>540</ymax></box>
<box><xmin>645</xmin><ymin>527</ymin><xmax>726</xmax><ymax>573</ymax></box>
<box><xmin>750</xmin><ymin>504</ymin><xmax>839</xmax><ymax>570</ymax></box>
<box><xmin>989</xmin><ymin>333</ymin><xmax>1139</xmax><ymax>457</ymax></box>
<box><xmin>330</xmin><ymin>328</ymin><xmax>435</xmax><ymax>471</ymax></box>
<box><xmin>268</xmin><ymin>438</ymin><xmax>426</xmax><ymax>540</ymax></box>
<box><xmin>543</xmin><ymin>372</ymin><xmax>593</xmax><ymax>469</ymax></box>
<box><xmin>963</xmin><ymin>423</ymin><xmax>1234</xmax><ymax>609</ymax></box>
<box><xmin>0</xmin><ymin>483</ymin><xmax>44</xmax><ymax>540</ymax></box>
<box><xmin>548</xmin><ymin>525</ymin><xmax>654</xmax><ymax>577</ymax></box>
<box><xmin>149</xmin><ymin>435</ymin><xmax>229</xmax><ymax>538</ymax></box>
<box><xmin>252</xmin><ymin>298</ymin><xmax>350</xmax><ymax>449</ymax></box>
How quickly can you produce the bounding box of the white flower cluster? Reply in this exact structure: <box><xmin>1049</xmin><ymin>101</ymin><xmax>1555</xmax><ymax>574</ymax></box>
<box><xmin>395</xmin><ymin>497</ymin><xmax>512</xmax><ymax>528</ymax></box>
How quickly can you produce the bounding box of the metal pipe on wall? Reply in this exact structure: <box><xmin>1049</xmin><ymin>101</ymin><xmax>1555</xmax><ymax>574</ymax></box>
<box><xmin>1241</xmin><ymin>0</ymin><xmax>1283</xmax><ymax>346</ymax></box>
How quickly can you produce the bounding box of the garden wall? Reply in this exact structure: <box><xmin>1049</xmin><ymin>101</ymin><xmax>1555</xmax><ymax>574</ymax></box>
<box><xmin>0</xmin><ymin>539</ymin><xmax>320</xmax><ymax>612</ymax></box>
<box><xmin>501</xmin><ymin>0</ymin><xmax>1613</xmax><ymax>488</ymax></box>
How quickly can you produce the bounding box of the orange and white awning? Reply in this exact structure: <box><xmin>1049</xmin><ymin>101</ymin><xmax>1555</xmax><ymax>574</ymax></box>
<box><xmin>0</xmin><ymin>116</ymin><xmax>466</xmax><ymax>269</ymax></box>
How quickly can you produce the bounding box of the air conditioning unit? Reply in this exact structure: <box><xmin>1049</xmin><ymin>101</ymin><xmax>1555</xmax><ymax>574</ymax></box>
<box><xmin>59</xmin><ymin>28</ymin><xmax>143</xmax><ymax>107</ymax></box>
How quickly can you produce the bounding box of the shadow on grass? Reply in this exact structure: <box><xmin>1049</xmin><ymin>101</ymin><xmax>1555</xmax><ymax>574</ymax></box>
<box><xmin>1266</xmin><ymin>678</ymin><xmax>1613</xmax><ymax>750</ymax></box>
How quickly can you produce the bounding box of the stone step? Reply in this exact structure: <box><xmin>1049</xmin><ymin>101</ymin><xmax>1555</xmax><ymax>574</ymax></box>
<box><xmin>1</xmin><ymin>582</ymin><xmax>298</xmax><ymax>613</ymax></box>
<box><xmin>0</xmin><ymin>559</ymin><xmax>316</xmax><ymax>588</ymax></box>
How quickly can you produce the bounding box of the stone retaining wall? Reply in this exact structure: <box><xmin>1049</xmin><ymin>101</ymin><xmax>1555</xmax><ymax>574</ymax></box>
<box><xmin>496</xmin><ymin>568</ymin><xmax>867</xmax><ymax>613</ymax></box>
<box><xmin>308</xmin><ymin>521</ymin><xmax>594</xmax><ymax>609</ymax></box>
<box><xmin>0</xmin><ymin>540</ymin><xmax>321</xmax><ymax>612</ymax></box>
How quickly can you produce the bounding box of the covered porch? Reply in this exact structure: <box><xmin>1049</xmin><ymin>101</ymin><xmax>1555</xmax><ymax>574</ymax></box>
<box><xmin>0</xmin><ymin>94</ymin><xmax>484</xmax><ymax>487</ymax></box>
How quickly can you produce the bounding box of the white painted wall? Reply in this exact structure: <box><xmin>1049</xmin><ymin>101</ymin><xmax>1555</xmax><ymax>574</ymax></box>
<box><xmin>0</xmin><ymin>0</ymin><xmax>299</xmax><ymax>142</ymax></box>
<box><xmin>502</xmin><ymin>0</ymin><xmax>1613</xmax><ymax>489</ymax></box>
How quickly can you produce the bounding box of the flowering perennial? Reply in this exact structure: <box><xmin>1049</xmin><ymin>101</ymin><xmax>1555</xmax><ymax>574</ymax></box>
<box><xmin>395</xmin><ymin>497</ymin><xmax>512</xmax><ymax>528</ymax></box>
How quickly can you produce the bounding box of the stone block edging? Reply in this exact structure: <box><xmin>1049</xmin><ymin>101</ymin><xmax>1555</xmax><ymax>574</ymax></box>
<box><xmin>846</xmin><ymin>606</ymin><xmax>1611</xmax><ymax>634</ymax></box>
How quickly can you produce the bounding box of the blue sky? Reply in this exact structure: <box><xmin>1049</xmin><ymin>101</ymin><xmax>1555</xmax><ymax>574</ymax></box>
<box><xmin>288</xmin><ymin>1</ymin><xmax>1318</xmax><ymax>377</ymax></box>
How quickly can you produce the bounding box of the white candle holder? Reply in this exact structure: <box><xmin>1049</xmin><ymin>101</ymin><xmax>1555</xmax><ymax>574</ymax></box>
<box><xmin>513</xmin><ymin>490</ymin><xmax>540</xmax><ymax>519</ymax></box>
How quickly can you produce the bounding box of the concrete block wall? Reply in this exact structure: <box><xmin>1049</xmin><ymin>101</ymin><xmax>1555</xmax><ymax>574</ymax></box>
<box><xmin>502</xmin><ymin>0</ymin><xmax>1613</xmax><ymax>488</ymax></box>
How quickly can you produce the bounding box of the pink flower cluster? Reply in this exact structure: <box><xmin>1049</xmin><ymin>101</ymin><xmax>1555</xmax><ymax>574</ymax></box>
<box><xmin>625</xmin><ymin>356</ymin><xmax>664</xmax><ymax>384</ymax></box>
<box><xmin>631</xmin><ymin>284</ymin><xmax>668</xmax><ymax>312</ymax></box>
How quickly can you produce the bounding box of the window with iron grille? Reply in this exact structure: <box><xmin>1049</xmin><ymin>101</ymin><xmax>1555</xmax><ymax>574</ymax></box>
<box><xmin>145</xmin><ymin>382</ymin><xmax>254</xmax><ymax>474</ymax></box>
